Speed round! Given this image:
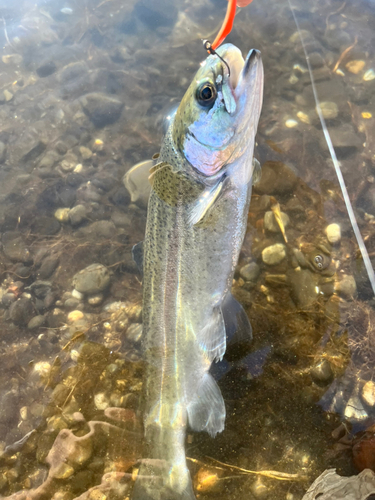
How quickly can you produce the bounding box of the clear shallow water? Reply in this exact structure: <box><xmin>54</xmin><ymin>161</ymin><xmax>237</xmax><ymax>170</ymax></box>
<box><xmin>0</xmin><ymin>0</ymin><xmax>374</xmax><ymax>498</ymax></box>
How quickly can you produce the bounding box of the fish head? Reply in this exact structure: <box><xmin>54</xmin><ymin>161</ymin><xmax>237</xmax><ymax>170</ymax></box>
<box><xmin>172</xmin><ymin>43</ymin><xmax>264</xmax><ymax>184</ymax></box>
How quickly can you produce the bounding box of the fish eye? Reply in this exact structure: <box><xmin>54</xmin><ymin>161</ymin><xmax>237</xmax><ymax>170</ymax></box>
<box><xmin>196</xmin><ymin>83</ymin><xmax>217</xmax><ymax>107</ymax></box>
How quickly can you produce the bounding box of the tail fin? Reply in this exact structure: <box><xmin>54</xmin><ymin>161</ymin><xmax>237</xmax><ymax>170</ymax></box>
<box><xmin>131</xmin><ymin>417</ymin><xmax>196</xmax><ymax>500</ymax></box>
<box><xmin>132</xmin><ymin>462</ymin><xmax>195</xmax><ymax>500</ymax></box>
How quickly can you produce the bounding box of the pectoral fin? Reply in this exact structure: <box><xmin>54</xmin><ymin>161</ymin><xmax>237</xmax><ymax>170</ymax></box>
<box><xmin>187</xmin><ymin>176</ymin><xmax>226</xmax><ymax>226</ymax></box>
<box><xmin>187</xmin><ymin>373</ymin><xmax>225</xmax><ymax>437</ymax></box>
<box><xmin>132</xmin><ymin>241</ymin><xmax>144</xmax><ymax>276</ymax></box>
<box><xmin>222</xmin><ymin>293</ymin><xmax>253</xmax><ymax>362</ymax></box>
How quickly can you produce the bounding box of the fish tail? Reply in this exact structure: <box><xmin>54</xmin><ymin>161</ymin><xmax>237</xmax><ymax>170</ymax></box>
<box><xmin>132</xmin><ymin>413</ymin><xmax>196</xmax><ymax>500</ymax></box>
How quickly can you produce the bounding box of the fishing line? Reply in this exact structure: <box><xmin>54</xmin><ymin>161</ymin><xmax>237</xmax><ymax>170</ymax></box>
<box><xmin>287</xmin><ymin>0</ymin><xmax>375</xmax><ymax>296</ymax></box>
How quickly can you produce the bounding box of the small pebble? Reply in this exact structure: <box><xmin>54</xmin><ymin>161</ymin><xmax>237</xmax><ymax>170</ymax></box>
<box><xmin>87</xmin><ymin>294</ymin><xmax>104</xmax><ymax>306</ymax></box>
<box><xmin>54</xmin><ymin>208</ymin><xmax>70</xmax><ymax>223</ymax></box>
<box><xmin>2</xmin><ymin>292</ymin><xmax>16</xmax><ymax>307</ymax></box>
<box><xmin>310</xmin><ymin>359</ymin><xmax>333</xmax><ymax>384</ymax></box>
<box><xmin>3</xmin><ymin>89</ymin><xmax>13</xmax><ymax>101</ymax></box>
<box><xmin>334</xmin><ymin>275</ymin><xmax>357</xmax><ymax>299</ymax></box>
<box><xmin>262</xmin><ymin>244</ymin><xmax>286</xmax><ymax>265</ymax></box>
<box><xmin>326</xmin><ymin>223</ymin><xmax>341</xmax><ymax>244</ymax></box>
<box><xmin>362</xmin><ymin>381</ymin><xmax>375</xmax><ymax>407</ymax></box>
<box><xmin>264</xmin><ymin>211</ymin><xmax>289</xmax><ymax>233</ymax></box>
<box><xmin>28</xmin><ymin>315</ymin><xmax>46</xmax><ymax>329</ymax></box>
<box><xmin>363</xmin><ymin>69</ymin><xmax>375</xmax><ymax>82</ymax></box>
<box><xmin>69</xmin><ymin>204</ymin><xmax>87</xmax><ymax>226</ymax></box>
<box><xmin>79</xmin><ymin>146</ymin><xmax>92</xmax><ymax>160</ymax></box>
<box><xmin>72</xmin><ymin>289</ymin><xmax>84</xmax><ymax>300</ymax></box>
<box><xmin>345</xmin><ymin>60</ymin><xmax>365</xmax><ymax>74</ymax></box>
<box><xmin>240</xmin><ymin>262</ymin><xmax>261</xmax><ymax>282</ymax></box>
<box><xmin>51</xmin><ymin>463</ymin><xmax>75</xmax><ymax>479</ymax></box>
<box><xmin>319</xmin><ymin>101</ymin><xmax>338</xmax><ymax>120</ymax></box>
<box><xmin>64</xmin><ymin>298</ymin><xmax>80</xmax><ymax>309</ymax></box>
<box><xmin>94</xmin><ymin>393</ymin><xmax>109</xmax><ymax>410</ymax></box>
<box><xmin>285</xmin><ymin>119</ymin><xmax>298</xmax><ymax>128</ymax></box>
<box><xmin>93</xmin><ymin>138</ymin><xmax>104</xmax><ymax>152</ymax></box>
<box><xmin>67</xmin><ymin>310</ymin><xmax>84</xmax><ymax>322</ymax></box>
<box><xmin>297</xmin><ymin>111</ymin><xmax>310</xmax><ymax>124</ymax></box>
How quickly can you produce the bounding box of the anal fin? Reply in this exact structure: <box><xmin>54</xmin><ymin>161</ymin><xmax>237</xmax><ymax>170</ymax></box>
<box><xmin>187</xmin><ymin>373</ymin><xmax>225</xmax><ymax>437</ymax></box>
<box><xmin>222</xmin><ymin>293</ymin><xmax>253</xmax><ymax>362</ymax></box>
<box><xmin>199</xmin><ymin>308</ymin><xmax>226</xmax><ymax>362</ymax></box>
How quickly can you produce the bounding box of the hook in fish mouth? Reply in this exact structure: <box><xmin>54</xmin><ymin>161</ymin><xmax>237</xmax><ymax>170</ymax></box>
<box><xmin>203</xmin><ymin>40</ymin><xmax>231</xmax><ymax>78</ymax></box>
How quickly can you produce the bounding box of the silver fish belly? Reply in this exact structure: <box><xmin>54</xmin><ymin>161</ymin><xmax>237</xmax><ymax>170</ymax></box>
<box><xmin>132</xmin><ymin>44</ymin><xmax>263</xmax><ymax>500</ymax></box>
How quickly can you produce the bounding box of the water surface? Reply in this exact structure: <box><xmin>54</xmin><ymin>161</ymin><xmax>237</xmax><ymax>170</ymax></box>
<box><xmin>0</xmin><ymin>0</ymin><xmax>374</xmax><ymax>498</ymax></box>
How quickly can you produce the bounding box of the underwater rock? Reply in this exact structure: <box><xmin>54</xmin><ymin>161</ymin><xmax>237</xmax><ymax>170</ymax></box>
<box><xmin>27</xmin><ymin>315</ymin><xmax>46</xmax><ymax>330</ymax></box>
<box><xmin>27</xmin><ymin>280</ymin><xmax>53</xmax><ymax>299</ymax></box>
<box><xmin>54</xmin><ymin>208</ymin><xmax>70</xmax><ymax>223</ymax></box>
<box><xmin>36</xmin><ymin>60</ymin><xmax>57</xmax><ymax>78</ymax></box>
<box><xmin>0</xmin><ymin>391</ymin><xmax>19</xmax><ymax>424</ymax></box>
<box><xmin>310</xmin><ymin>359</ymin><xmax>334</xmax><ymax>385</ymax></box>
<box><xmin>334</xmin><ymin>275</ymin><xmax>357</xmax><ymax>299</ymax></box>
<box><xmin>240</xmin><ymin>262</ymin><xmax>261</xmax><ymax>282</ymax></box>
<box><xmin>87</xmin><ymin>294</ymin><xmax>104</xmax><ymax>306</ymax></box>
<box><xmin>80</xmin><ymin>93</ymin><xmax>124</xmax><ymax>128</ymax></box>
<box><xmin>319</xmin><ymin>101</ymin><xmax>339</xmax><ymax>120</ymax></box>
<box><xmin>73</xmin><ymin>263</ymin><xmax>111</xmax><ymax>294</ymax></box>
<box><xmin>362</xmin><ymin>381</ymin><xmax>375</xmax><ymax>407</ymax></box>
<box><xmin>76</xmin><ymin>221</ymin><xmax>117</xmax><ymax>240</ymax></box>
<box><xmin>2</xmin><ymin>232</ymin><xmax>31</xmax><ymax>263</ymax></box>
<box><xmin>321</xmin><ymin>124</ymin><xmax>362</xmax><ymax>157</ymax></box>
<box><xmin>264</xmin><ymin>210</ymin><xmax>290</xmax><ymax>233</ymax></box>
<box><xmin>288</xmin><ymin>268</ymin><xmax>318</xmax><ymax>307</ymax></box>
<box><xmin>309</xmin><ymin>52</ymin><xmax>325</xmax><ymax>69</ymax></box>
<box><xmin>32</xmin><ymin>216</ymin><xmax>61</xmax><ymax>236</ymax></box>
<box><xmin>326</xmin><ymin>223</ymin><xmax>341</xmax><ymax>244</ymax></box>
<box><xmin>79</xmin><ymin>146</ymin><xmax>92</xmax><ymax>161</ymax></box>
<box><xmin>254</xmin><ymin>161</ymin><xmax>298</xmax><ymax>196</ymax></box>
<box><xmin>59</xmin><ymin>153</ymin><xmax>78</xmax><ymax>173</ymax></box>
<box><xmin>37</xmin><ymin>256</ymin><xmax>60</xmax><ymax>279</ymax></box>
<box><xmin>135</xmin><ymin>0</ymin><xmax>178</xmax><ymax>29</ymax></box>
<box><xmin>59</xmin><ymin>61</ymin><xmax>90</xmax><ymax>98</ymax></box>
<box><xmin>9</xmin><ymin>298</ymin><xmax>34</xmax><ymax>326</ymax></box>
<box><xmin>64</xmin><ymin>298</ymin><xmax>81</xmax><ymax>310</ymax></box>
<box><xmin>11</xmin><ymin>133</ymin><xmax>46</xmax><ymax>164</ymax></box>
<box><xmin>47</xmin><ymin>308</ymin><xmax>66</xmax><ymax>328</ymax></box>
<box><xmin>262</xmin><ymin>243</ymin><xmax>286</xmax><ymax>265</ymax></box>
<box><xmin>68</xmin><ymin>204</ymin><xmax>88</xmax><ymax>226</ymax></box>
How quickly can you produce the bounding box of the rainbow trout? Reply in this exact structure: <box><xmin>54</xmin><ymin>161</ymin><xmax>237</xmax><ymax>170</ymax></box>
<box><xmin>132</xmin><ymin>43</ymin><xmax>263</xmax><ymax>500</ymax></box>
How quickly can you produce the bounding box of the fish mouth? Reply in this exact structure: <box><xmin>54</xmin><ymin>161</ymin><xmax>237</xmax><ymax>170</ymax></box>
<box><xmin>225</xmin><ymin>47</ymin><xmax>263</xmax><ymax>100</ymax></box>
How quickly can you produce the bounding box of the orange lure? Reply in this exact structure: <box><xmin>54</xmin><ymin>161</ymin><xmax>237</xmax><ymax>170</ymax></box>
<box><xmin>211</xmin><ymin>0</ymin><xmax>254</xmax><ymax>50</ymax></box>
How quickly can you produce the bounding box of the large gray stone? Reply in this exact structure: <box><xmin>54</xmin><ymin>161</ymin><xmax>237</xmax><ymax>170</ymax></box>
<box><xmin>80</xmin><ymin>93</ymin><xmax>124</xmax><ymax>128</ymax></box>
<box><xmin>73</xmin><ymin>263</ymin><xmax>111</xmax><ymax>294</ymax></box>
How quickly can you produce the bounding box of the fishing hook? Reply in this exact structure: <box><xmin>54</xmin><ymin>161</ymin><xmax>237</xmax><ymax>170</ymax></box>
<box><xmin>203</xmin><ymin>40</ymin><xmax>231</xmax><ymax>77</ymax></box>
